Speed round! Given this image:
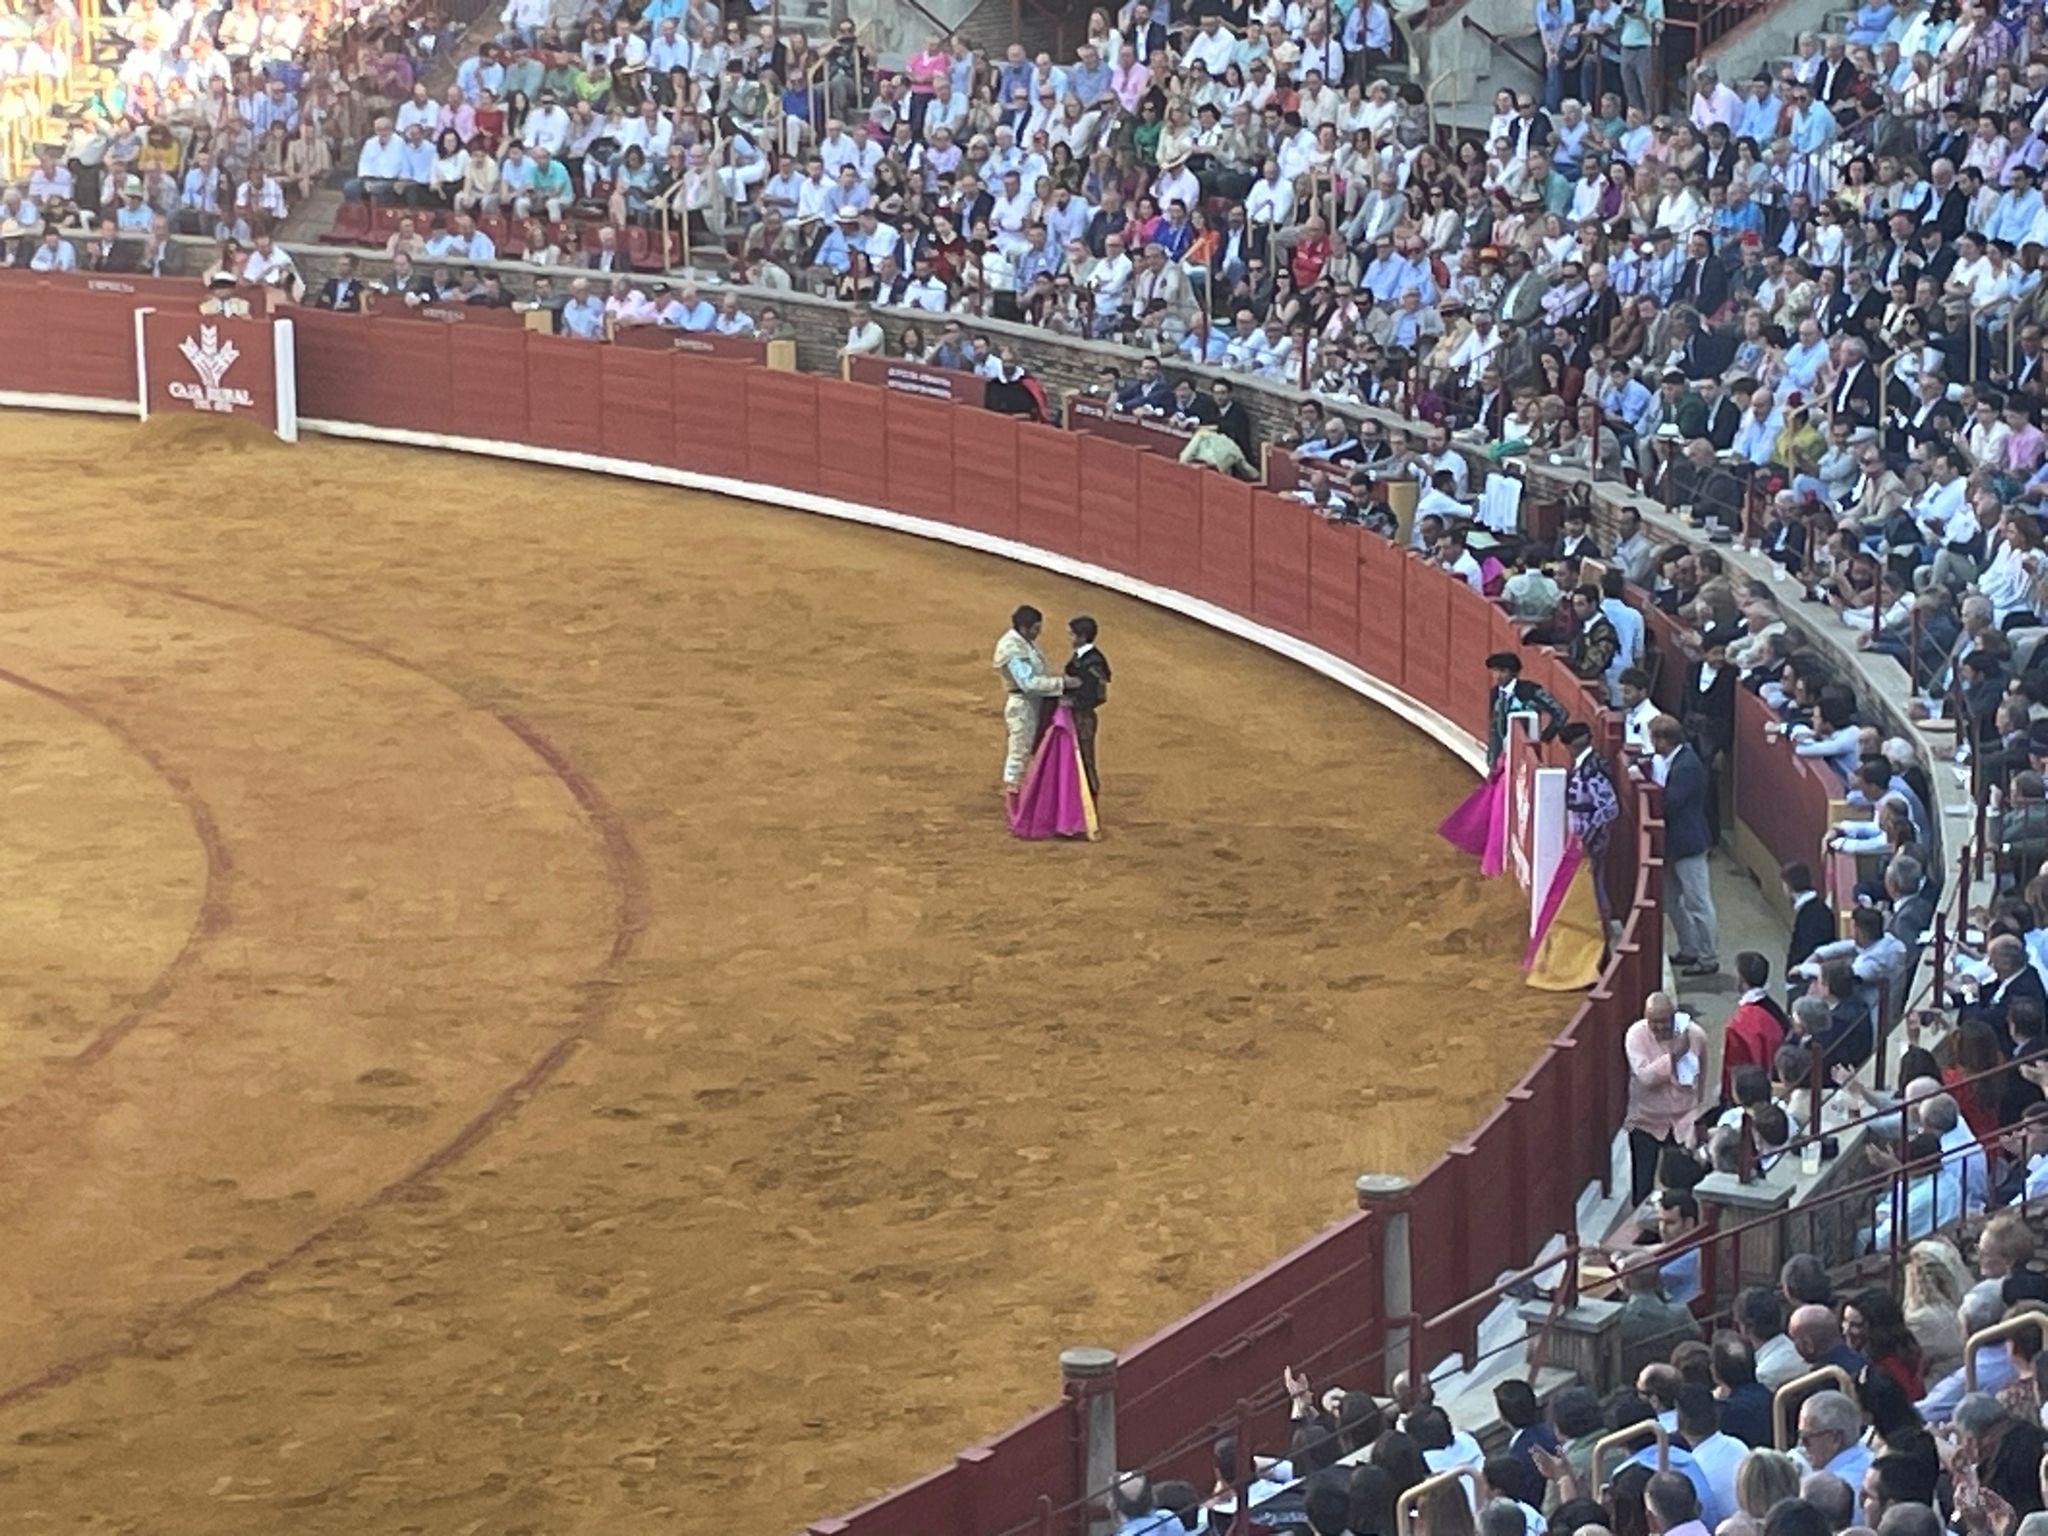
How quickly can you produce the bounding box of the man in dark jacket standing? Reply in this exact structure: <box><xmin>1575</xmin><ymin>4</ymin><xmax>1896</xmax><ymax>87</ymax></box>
<box><xmin>1651</xmin><ymin>713</ymin><xmax>1719</xmax><ymax>977</ymax></box>
<box><xmin>1064</xmin><ymin>615</ymin><xmax>1113</xmax><ymax>798</ymax></box>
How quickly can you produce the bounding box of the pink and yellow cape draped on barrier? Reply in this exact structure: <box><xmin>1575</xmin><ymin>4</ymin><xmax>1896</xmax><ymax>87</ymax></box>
<box><xmin>1009</xmin><ymin>704</ymin><xmax>1099</xmax><ymax>841</ymax></box>
<box><xmin>1438</xmin><ymin>761</ymin><xmax>1602</xmax><ymax>990</ymax></box>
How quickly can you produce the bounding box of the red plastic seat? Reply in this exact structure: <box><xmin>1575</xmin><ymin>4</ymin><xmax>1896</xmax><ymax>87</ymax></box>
<box><xmin>323</xmin><ymin>201</ymin><xmax>372</xmax><ymax>244</ymax></box>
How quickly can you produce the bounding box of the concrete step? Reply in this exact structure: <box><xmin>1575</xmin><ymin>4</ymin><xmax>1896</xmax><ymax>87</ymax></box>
<box><xmin>279</xmin><ymin>186</ymin><xmax>342</xmax><ymax>245</ymax></box>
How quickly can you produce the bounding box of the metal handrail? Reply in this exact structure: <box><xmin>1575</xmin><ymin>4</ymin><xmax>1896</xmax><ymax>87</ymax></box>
<box><xmin>1396</xmin><ymin>1466</ymin><xmax>1482</xmax><ymax>1536</ymax></box>
<box><xmin>1591</xmin><ymin>1421</ymin><xmax>1670</xmax><ymax>1494</ymax></box>
<box><xmin>1963</xmin><ymin>1308</ymin><xmax>2048</xmax><ymax>1390</ymax></box>
<box><xmin>1770</xmin><ymin>1365</ymin><xmax>1858</xmax><ymax>1450</ymax></box>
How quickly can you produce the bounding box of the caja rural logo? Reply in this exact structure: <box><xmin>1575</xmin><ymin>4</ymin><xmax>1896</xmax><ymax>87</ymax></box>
<box><xmin>171</xmin><ymin>326</ymin><xmax>257</xmax><ymax>413</ymax></box>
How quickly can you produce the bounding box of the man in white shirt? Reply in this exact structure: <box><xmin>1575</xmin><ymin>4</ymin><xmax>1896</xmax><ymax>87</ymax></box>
<box><xmin>838</xmin><ymin>300</ymin><xmax>884</xmax><ymax>358</ymax></box>
<box><xmin>1245</xmin><ymin>159</ymin><xmax>1294</xmax><ymax>230</ymax></box>
<box><xmin>1088</xmin><ymin>233</ymin><xmax>1132</xmax><ymax>332</ymax></box>
<box><xmin>523</xmin><ymin>90</ymin><xmax>572</xmax><ymax>157</ymax></box>
<box><xmin>394</xmin><ymin>83</ymin><xmax>439</xmax><ymax>137</ymax></box>
<box><xmin>1912</xmin><ymin>447</ymin><xmax>1976</xmax><ymax>590</ymax></box>
<box><xmin>347</xmin><ymin>116</ymin><xmax>405</xmax><ymax>201</ymax></box>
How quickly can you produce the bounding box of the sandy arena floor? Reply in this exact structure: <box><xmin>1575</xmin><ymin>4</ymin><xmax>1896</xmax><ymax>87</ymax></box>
<box><xmin>0</xmin><ymin>413</ymin><xmax>1569</xmax><ymax>1534</ymax></box>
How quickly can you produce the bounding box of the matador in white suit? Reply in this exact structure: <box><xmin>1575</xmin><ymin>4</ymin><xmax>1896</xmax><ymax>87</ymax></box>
<box><xmin>992</xmin><ymin>603</ymin><xmax>1074</xmax><ymax>807</ymax></box>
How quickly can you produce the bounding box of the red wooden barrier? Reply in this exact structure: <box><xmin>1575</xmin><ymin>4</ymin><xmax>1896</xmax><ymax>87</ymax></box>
<box><xmin>1135</xmin><ymin>456</ymin><xmax>1203</xmax><ymax>596</ymax></box>
<box><xmin>1077</xmin><ymin>435</ymin><xmax>1142</xmax><ymax>578</ymax></box>
<box><xmin>951</xmin><ymin>409</ymin><xmax>1020</xmax><ymax>544</ymax></box>
<box><xmin>672</xmin><ymin>356</ymin><xmax>750</xmax><ymax>480</ymax></box>
<box><xmin>1732</xmin><ymin>687</ymin><xmax>1835</xmax><ymax>872</ymax></box>
<box><xmin>0</xmin><ymin>286</ymin><xmax>1712</xmax><ymax>1536</ymax></box>
<box><xmin>600</xmin><ymin>346</ymin><xmax>676</xmax><ymax>465</ymax></box>
<box><xmin>745</xmin><ymin>370</ymin><xmax>820</xmax><ymax>493</ymax></box>
<box><xmin>814</xmin><ymin>380</ymin><xmax>888</xmax><ymax>508</ymax></box>
<box><xmin>882</xmin><ymin>390</ymin><xmax>960</xmax><ymax>526</ymax></box>
<box><xmin>447</xmin><ymin>325</ymin><xmax>530</xmax><ymax>442</ymax></box>
<box><xmin>1250</xmin><ymin>492</ymin><xmax>1311</xmax><ymax>640</ymax></box>
<box><xmin>1015</xmin><ymin>426</ymin><xmax>1082</xmax><ymax>557</ymax></box>
<box><xmin>1307</xmin><ymin>518</ymin><xmax>1362</xmax><ymax>665</ymax></box>
<box><xmin>525</xmin><ymin>332</ymin><xmax>603</xmax><ymax>455</ymax></box>
<box><xmin>1197</xmin><ymin>477</ymin><xmax>1254</xmax><ymax>616</ymax></box>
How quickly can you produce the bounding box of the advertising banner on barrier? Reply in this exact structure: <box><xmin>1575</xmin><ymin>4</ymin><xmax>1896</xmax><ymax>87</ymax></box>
<box><xmin>844</xmin><ymin>353</ymin><xmax>986</xmax><ymax>406</ymax></box>
<box><xmin>136</xmin><ymin>304</ymin><xmax>298</xmax><ymax>441</ymax></box>
<box><xmin>1504</xmin><ymin>711</ymin><xmax>1566</xmax><ymax>936</ymax></box>
<box><xmin>1063</xmin><ymin>394</ymin><xmax>1195</xmax><ymax>454</ymax></box>
<box><xmin>610</xmin><ymin>325</ymin><xmax>773</xmax><ymax>365</ymax></box>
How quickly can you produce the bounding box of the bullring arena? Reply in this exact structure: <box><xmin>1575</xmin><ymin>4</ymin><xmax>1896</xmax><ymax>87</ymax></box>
<box><xmin>0</xmin><ymin>403</ymin><xmax>1569</xmax><ymax>1532</ymax></box>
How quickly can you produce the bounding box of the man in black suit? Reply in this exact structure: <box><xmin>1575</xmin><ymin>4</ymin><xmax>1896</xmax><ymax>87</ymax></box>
<box><xmin>1507</xmin><ymin>95</ymin><xmax>1553</xmax><ymax>162</ymax></box>
<box><xmin>1965</xmin><ymin>935</ymin><xmax>2048</xmax><ymax>1037</ymax></box>
<box><xmin>79</xmin><ymin>215</ymin><xmax>132</xmax><ymax>272</ymax></box>
<box><xmin>1063</xmin><ymin>615</ymin><xmax>1113</xmax><ymax>798</ymax></box>
<box><xmin>1928</xmin><ymin>110</ymin><xmax>1972</xmax><ymax>174</ymax></box>
<box><xmin>1698</xmin><ymin>376</ymin><xmax>1740</xmax><ymax>451</ymax></box>
<box><xmin>1839</xmin><ymin>269</ymin><xmax>1885</xmax><ymax>343</ymax></box>
<box><xmin>1782</xmin><ymin>860</ymin><xmax>1836</xmax><ymax>985</ymax></box>
<box><xmin>1679</xmin><ymin>315</ymin><xmax>1736</xmax><ymax>382</ymax></box>
<box><xmin>1925</xmin><ymin>169</ymin><xmax>1969</xmax><ymax>243</ymax></box>
<box><xmin>315</xmin><ymin>252</ymin><xmax>367</xmax><ymax>310</ymax></box>
<box><xmin>1125</xmin><ymin>0</ymin><xmax>1169</xmax><ymax>62</ymax></box>
<box><xmin>1817</xmin><ymin>38</ymin><xmax>1860</xmax><ymax>104</ymax></box>
<box><xmin>1873</xmin><ymin>211</ymin><xmax>1920</xmax><ymax>289</ymax></box>
<box><xmin>1676</xmin><ymin>231</ymin><xmax>1727</xmax><ymax>316</ymax></box>
<box><xmin>2008</xmin><ymin>325</ymin><xmax>2045</xmax><ymax>396</ymax></box>
<box><xmin>1652</xmin><ymin>713</ymin><xmax>1719</xmax><ymax>975</ymax></box>
<box><xmin>1830</xmin><ymin>336</ymin><xmax>1881</xmax><ymax>434</ymax></box>
<box><xmin>1208</xmin><ymin>378</ymin><xmax>1256</xmax><ymax>461</ymax></box>
<box><xmin>1114</xmin><ymin>355</ymin><xmax>1175</xmax><ymax>413</ymax></box>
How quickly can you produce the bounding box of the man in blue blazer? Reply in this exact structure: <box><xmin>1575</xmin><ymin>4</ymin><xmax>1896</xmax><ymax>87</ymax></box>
<box><xmin>1650</xmin><ymin>713</ymin><xmax>1719</xmax><ymax>977</ymax></box>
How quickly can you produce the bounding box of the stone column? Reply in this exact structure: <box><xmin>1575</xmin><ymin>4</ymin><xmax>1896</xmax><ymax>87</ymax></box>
<box><xmin>1356</xmin><ymin>1172</ymin><xmax>1414</xmax><ymax>1396</ymax></box>
<box><xmin>1697</xmin><ymin>1170</ymin><xmax>1793</xmax><ymax>1299</ymax></box>
<box><xmin>1062</xmin><ymin>1345</ymin><xmax>1119</xmax><ymax>1536</ymax></box>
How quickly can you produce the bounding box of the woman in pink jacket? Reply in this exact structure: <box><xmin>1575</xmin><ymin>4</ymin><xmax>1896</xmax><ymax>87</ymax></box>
<box><xmin>1625</xmin><ymin>991</ymin><xmax>1708</xmax><ymax>1206</ymax></box>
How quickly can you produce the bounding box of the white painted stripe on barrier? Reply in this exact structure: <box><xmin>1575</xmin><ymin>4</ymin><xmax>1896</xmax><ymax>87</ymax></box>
<box><xmin>298</xmin><ymin>416</ymin><xmax>1488</xmax><ymax>774</ymax></box>
<box><xmin>0</xmin><ymin>392</ymin><xmax>141</xmax><ymax>417</ymax></box>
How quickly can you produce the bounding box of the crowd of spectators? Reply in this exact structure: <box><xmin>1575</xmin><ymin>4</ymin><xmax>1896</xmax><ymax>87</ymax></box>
<box><xmin>1105</xmin><ymin>1214</ymin><xmax>2048</xmax><ymax>1536</ymax></box>
<box><xmin>0</xmin><ymin>0</ymin><xmax>462</xmax><ymax>273</ymax></box>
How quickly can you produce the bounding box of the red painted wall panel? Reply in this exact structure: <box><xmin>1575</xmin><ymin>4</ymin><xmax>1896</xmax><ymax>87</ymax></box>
<box><xmin>1446</xmin><ymin>583</ymin><xmax>1500</xmax><ymax>746</ymax></box>
<box><xmin>290</xmin><ymin>308</ymin><xmax>372</xmax><ymax>423</ymax></box>
<box><xmin>523</xmin><ymin>334</ymin><xmax>603</xmax><ymax>454</ymax></box>
<box><xmin>442</xmin><ymin>325</ymin><xmax>528</xmax><ymax>442</ymax></box>
<box><xmin>0</xmin><ymin>288</ymin><xmax>51</xmax><ymax>395</ymax></box>
<box><xmin>949</xmin><ymin>409</ymin><xmax>1019</xmax><ymax>543</ymax></box>
<box><xmin>745</xmin><ymin>370</ymin><xmax>820</xmax><ymax>493</ymax></box>
<box><xmin>598</xmin><ymin>346</ymin><xmax>675</xmax><ymax>466</ymax></box>
<box><xmin>1356</xmin><ymin>534</ymin><xmax>1406</xmax><ymax>691</ymax></box>
<box><xmin>364</xmin><ymin>318</ymin><xmax>450</xmax><ymax>436</ymax></box>
<box><xmin>1014</xmin><ymin>426</ymin><xmax>1081</xmax><ymax>557</ymax></box>
<box><xmin>1077</xmin><ymin>435</ymin><xmax>1142</xmax><ymax>576</ymax></box>
<box><xmin>1307</xmin><ymin>519</ymin><xmax>1361</xmax><ymax>664</ymax></box>
<box><xmin>814</xmin><ymin>380</ymin><xmax>888</xmax><ymax>507</ymax></box>
<box><xmin>883</xmin><ymin>392</ymin><xmax>959</xmax><ymax>524</ymax></box>
<box><xmin>1197</xmin><ymin>476</ymin><xmax>1253</xmax><ymax>614</ymax></box>
<box><xmin>671</xmin><ymin>357</ymin><xmax>749</xmax><ymax>479</ymax></box>
<box><xmin>1250</xmin><ymin>493</ymin><xmax>1310</xmax><ymax>639</ymax></box>
<box><xmin>42</xmin><ymin>290</ymin><xmax>138</xmax><ymax>402</ymax></box>
<box><xmin>1135</xmin><ymin>456</ymin><xmax>1203</xmax><ymax>596</ymax></box>
<box><xmin>1403</xmin><ymin>557</ymin><xmax>1452</xmax><ymax>716</ymax></box>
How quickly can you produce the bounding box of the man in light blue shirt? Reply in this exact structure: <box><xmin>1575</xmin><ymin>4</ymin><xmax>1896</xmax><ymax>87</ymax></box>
<box><xmin>1788</xmin><ymin>85</ymin><xmax>1837</xmax><ymax>155</ymax></box>
<box><xmin>1989</xmin><ymin>166</ymin><xmax>2045</xmax><ymax>248</ymax></box>
<box><xmin>559</xmin><ymin>277</ymin><xmax>605</xmax><ymax>339</ymax></box>
<box><xmin>1794</xmin><ymin>1392</ymin><xmax>1873</xmax><ymax>1522</ymax></box>
<box><xmin>661</xmin><ymin>282</ymin><xmax>715</xmax><ymax>330</ymax></box>
<box><xmin>1737</xmin><ymin>77</ymin><xmax>1781</xmax><ymax>141</ymax></box>
<box><xmin>1731</xmin><ymin>396</ymin><xmax>1780</xmax><ymax>465</ymax></box>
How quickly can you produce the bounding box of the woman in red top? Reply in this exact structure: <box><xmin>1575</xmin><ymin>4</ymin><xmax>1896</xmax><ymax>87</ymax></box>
<box><xmin>1942</xmin><ymin>1018</ymin><xmax>2005</xmax><ymax>1142</ymax></box>
<box><xmin>1843</xmin><ymin>1290</ymin><xmax>1925</xmax><ymax>1400</ymax></box>
<box><xmin>1290</xmin><ymin>220</ymin><xmax>1331</xmax><ymax>289</ymax></box>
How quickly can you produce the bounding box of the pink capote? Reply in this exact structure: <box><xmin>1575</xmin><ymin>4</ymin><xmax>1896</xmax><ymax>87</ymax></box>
<box><xmin>1009</xmin><ymin>704</ymin><xmax>1099</xmax><ymax>840</ymax></box>
<box><xmin>1437</xmin><ymin>758</ymin><xmax>1506</xmax><ymax>876</ymax></box>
